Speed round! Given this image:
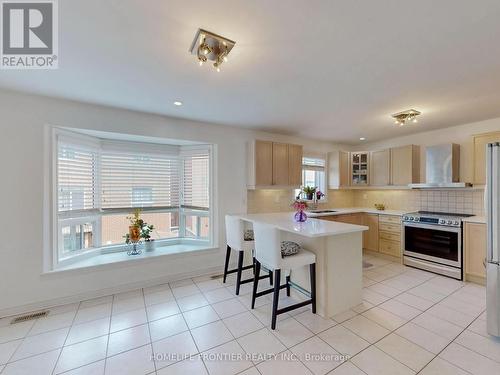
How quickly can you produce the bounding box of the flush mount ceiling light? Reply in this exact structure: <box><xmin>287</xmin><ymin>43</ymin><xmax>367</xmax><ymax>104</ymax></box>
<box><xmin>189</xmin><ymin>29</ymin><xmax>235</xmax><ymax>72</ymax></box>
<box><xmin>391</xmin><ymin>109</ymin><xmax>421</xmax><ymax>126</ymax></box>
<box><xmin>173</xmin><ymin>101</ymin><xmax>183</xmax><ymax>106</ymax></box>
<box><xmin>359</xmin><ymin>137</ymin><xmax>366</xmax><ymax>141</ymax></box>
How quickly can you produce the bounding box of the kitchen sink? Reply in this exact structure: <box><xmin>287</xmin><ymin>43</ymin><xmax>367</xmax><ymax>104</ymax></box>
<box><xmin>308</xmin><ymin>210</ymin><xmax>337</xmax><ymax>214</ymax></box>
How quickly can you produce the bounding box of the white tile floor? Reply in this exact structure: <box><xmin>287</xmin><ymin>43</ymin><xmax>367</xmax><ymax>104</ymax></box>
<box><xmin>1</xmin><ymin>253</ymin><xmax>499</xmax><ymax>374</ymax></box>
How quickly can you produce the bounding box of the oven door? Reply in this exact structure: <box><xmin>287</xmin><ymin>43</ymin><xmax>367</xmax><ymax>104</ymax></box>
<box><xmin>403</xmin><ymin>222</ymin><xmax>462</xmax><ymax>268</ymax></box>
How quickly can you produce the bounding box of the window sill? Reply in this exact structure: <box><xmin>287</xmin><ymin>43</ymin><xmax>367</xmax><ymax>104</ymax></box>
<box><xmin>46</xmin><ymin>242</ymin><xmax>217</xmax><ymax>274</ymax></box>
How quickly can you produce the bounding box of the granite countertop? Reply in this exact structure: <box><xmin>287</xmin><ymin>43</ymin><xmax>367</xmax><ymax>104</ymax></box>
<box><xmin>232</xmin><ymin>212</ymin><xmax>368</xmax><ymax>238</ymax></box>
<box><xmin>305</xmin><ymin>207</ymin><xmax>409</xmax><ymax>218</ymax></box>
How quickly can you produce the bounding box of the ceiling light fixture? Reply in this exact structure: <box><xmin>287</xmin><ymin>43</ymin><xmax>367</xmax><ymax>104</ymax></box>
<box><xmin>391</xmin><ymin>109</ymin><xmax>421</xmax><ymax>126</ymax></box>
<box><xmin>189</xmin><ymin>29</ymin><xmax>235</xmax><ymax>72</ymax></box>
<box><xmin>173</xmin><ymin>101</ymin><xmax>183</xmax><ymax>106</ymax></box>
<box><xmin>359</xmin><ymin>137</ymin><xmax>366</xmax><ymax>141</ymax></box>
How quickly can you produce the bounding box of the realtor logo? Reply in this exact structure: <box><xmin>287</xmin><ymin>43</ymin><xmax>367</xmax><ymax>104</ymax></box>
<box><xmin>1</xmin><ymin>0</ymin><xmax>58</xmax><ymax>69</ymax></box>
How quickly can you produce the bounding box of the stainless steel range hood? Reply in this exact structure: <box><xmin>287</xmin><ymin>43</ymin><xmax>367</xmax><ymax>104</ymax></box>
<box><xmin>409</xmin><ymin>144</ymin><xmax>472</xmax><ymax>188</ymax></box>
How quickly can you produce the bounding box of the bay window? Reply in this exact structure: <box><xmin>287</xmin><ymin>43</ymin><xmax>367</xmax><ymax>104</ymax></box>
<box><xmin>53</xmin><ymin>129</ymin><xmax>214</xmax><ymax>268</ymax></box>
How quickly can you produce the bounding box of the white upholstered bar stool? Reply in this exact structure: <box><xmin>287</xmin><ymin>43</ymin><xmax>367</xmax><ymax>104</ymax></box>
<box><xmin>251</xmin><ymin>222</ymin><xmax>317</xmax><ymax>330</ymax></box>
<box><xmin>224</xmin><ymin>215</ymin><xmax>273</xmax><ymax>295</ymax></box>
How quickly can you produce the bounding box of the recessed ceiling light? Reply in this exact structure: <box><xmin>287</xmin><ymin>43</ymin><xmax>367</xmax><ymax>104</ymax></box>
<box><xmin>359</xmin><ymin>137</ymin><xmax>366</xmax><ymax>141</ymax></box>
<box><xmin>173</xmin><ymin>101</ymin><xmax>183</xmax><ymax>106</ymax></box>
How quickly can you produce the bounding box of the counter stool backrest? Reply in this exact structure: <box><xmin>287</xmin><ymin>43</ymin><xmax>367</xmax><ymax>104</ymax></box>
<box><xmin>253</xmin><ymin>222</ymin><xmax>282</xmax><ymax>270</ymax></box>
<box><xmin>225</xmin><ymin>215</ymin><xmax>246</xmax><ymax>251</ymax></box>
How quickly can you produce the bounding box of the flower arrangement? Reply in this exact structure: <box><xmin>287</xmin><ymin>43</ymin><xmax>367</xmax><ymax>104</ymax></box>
<box><xmin>124</xmin><ymin>208</ymin><xmax>155</xmax><ymax>248</ymax></box>
<box><xmin>292</xmin><ymin>199</ymin><xmax>308</xmax><ymax>222</ymax></box>
<box><xmin>316</xmin><ymin>190</ymin><xmax>325</xmax><ymax>200</ymax></box>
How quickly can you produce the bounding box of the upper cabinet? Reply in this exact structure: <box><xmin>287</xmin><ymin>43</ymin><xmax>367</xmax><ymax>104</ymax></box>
<box><xmin>248</xmin><ymin>140</ymin><xmax>303</xmax><ymax>189</ymax></box>
<box><xmin>390</xmin><ymin>145</ymin><xmax>420</xmax><ymax>186</ymax></box>
<box><xmin>369</xmin><ymin>149</ymin><xmax>390</xmax><ymax>186</ymax></box>
<box><xmin>473</xmin><ymin>132</ymin><xmax>500</xmax><ymax>185</ymax></box>
<box><xmin>351</xmin><ymin>152</ymin><xmax>369</xmax><ymax>185</ymax></box>
<box><xmin>328</xmin><ymin>150</ymin><xmax>350</xmax><ymax>189</ymax></box>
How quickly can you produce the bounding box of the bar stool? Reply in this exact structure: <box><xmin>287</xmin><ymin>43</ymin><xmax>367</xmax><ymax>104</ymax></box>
<box><xmin>251</xmin><ymin>222</ymin><xmax>317</xmax><ymax>330</ymax></box>
<box><xmin>223</xmin><ymin>215</ymin><xmax>273</xmax><ymax>295</ymax></box>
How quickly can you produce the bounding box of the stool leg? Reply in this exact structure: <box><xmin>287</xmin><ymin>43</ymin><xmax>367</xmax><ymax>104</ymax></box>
<box><xmin>235</xmin><ymin>251</ymin><xmax>244</xmax><ymax>295</ymax></box>
<box><xmin>286</xmin><ymin>275</ymin><xmax>291</xmax><ymax>297</ymax></box>
<box><xmin>271</xmin><ymin>269</ymin><xmax>281</xmax><ymax>330</ymax></box>
<box><xmin>251</xmin><ymin>261</ymin><xmax>261</xmax><ymax>309</ymax></box>
<box><xmin>310</xmin><ymin>263</ymin><xmax>317</xmax><ymax>314</ymax></box>
<box><xmin>223</xmin><ymin>245</ymin><xmax>231</xmax><ymax>283</ymax></box>
<box><xmin>269</xmin><ymin>270</ymin><xmax>273</xmax><ymax>285</ymax></box>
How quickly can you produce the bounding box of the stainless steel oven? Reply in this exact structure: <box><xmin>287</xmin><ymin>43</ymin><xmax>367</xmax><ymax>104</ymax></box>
<box><xmin>402</xmin><ymin>211</ymin><xmax>471</xmax><ymax>280</ymax></box>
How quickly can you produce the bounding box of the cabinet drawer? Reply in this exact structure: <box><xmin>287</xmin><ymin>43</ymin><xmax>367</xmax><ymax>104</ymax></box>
<box><xmin>379</xmin><ymin>239</ymin><xmax>401</xmax><ymax>257</ymax></box>
<box><xmin>379</xmin><ymin>215</ymin><xmax>401</xmax><ymax>224</ymax></box>
<box><xmin>379</xmin><ymin>222</ymin><xmax>401</xmax><ymax>233</ymax></box>
<box><xmin>379</xmin><ymin>231</ymin><xmax>401</xmax><ymax>242</ymax></box>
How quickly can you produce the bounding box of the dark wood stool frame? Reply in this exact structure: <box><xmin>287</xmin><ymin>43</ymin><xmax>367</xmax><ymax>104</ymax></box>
<box><xmin>251</xmin><ymin>260</ymin><xmax>316</xmax><ymax>330</ymax></box>
<box><xmin>222</xmin><ymin>245</ymin><xmax>273</xmax><ymax>295</ymax></box>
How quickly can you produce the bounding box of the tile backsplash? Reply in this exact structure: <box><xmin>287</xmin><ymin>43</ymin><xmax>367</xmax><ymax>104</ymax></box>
<box><xmin>352</xmin><ymin>189</ymin><xmax>485</xmax><ymax>216</ymax></box>
<box><xmin>248</xmin><ymin>188</ymin><xmax>485</xmax><ymax>216</ymax></box>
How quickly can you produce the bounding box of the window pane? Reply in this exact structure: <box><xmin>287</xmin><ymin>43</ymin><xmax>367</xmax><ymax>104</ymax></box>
<box><xmin>61</xmin><ymin>223</ymin><xmax>94</xmax><ymax>255</ymax></box>
<box><xmin>184</xmin><ymin>215</ymin><xmax>209</xmax><ymax>239</ymax></box>
<box><xmin>101</xmin><ymin>211</ymin><xmax>179</xmax><ymax>246</ymax></box>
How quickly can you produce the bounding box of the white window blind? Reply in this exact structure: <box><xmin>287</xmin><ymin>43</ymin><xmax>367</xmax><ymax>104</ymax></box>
<box><xmin>182</xmin><ymin>149</ymin><xmax>210</xmax><ymax>210</ymax></box>
<box><xmin>57</xmin><ymin>141</ymin><xmax>98</xmax><ymax>212</ymax></box>
<box><xmin>101</xmin><ymin>150</ymin><xmax>180</xmax><ymax>209</ymax></box>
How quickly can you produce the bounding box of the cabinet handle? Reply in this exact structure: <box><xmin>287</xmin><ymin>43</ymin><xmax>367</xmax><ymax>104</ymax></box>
<box><xmin>483</xmin><ymin>258</ymin><xmax>487</xmax><ymax>269</ymax></box>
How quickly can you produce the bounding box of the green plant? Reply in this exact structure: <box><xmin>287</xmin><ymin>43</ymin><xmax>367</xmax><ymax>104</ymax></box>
<box><xmin>123</xmin><ymin>208</ymin><xmax>155</xmax><ymax>243</ymax></box>
<box><xmin>302</xmin><ymin>186</ymin><xmax>317</xmax><ymax>195</ymax></box>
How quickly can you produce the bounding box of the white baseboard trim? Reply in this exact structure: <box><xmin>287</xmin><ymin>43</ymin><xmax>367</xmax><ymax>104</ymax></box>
<box><xmin>0</xmin><ymin>264</ymin><xmax>227</xmax><ymax>319</ymax></box>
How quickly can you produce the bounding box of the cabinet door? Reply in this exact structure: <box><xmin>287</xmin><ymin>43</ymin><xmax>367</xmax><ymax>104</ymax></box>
<box><xmin>473</xmin><ymin>132</ymin><xmax>500</xmax><ymax>184</ymax></box>
<box><xmin>391</xmin><ymin>145</ymin><xmax>419</xmax><ymax>185</ymax></box>
<box><xmin>255</xmin><ymin>140</ymin><xmax>273</xmax><ymax>186</ymax></box>
<box><xmin>464</xmin><ymin>223</ymin><xmax>487</xmax><ymax>279</ymax></box>
<box><xmin>351</xmin><ymin>152</ymin><xmax>369</xmax><ymax>185</ymax></box>
<box><xmin>339</xmin><ymin>151</ymin><xmax>350</xmax><ymax>187</ymax></box>
<box><xmin>288</xmin><ymin>144</ymin><xmax>303</xmax><ymax>186</ymax></box>
<box><xmin>272</xmin><ymin>142</ymin><xmax>289</xmax><ymax>185</ymax></box>
<box><xmin>370</xmin><ymin>149</ymin><xmax>390</xmax><ymax>186</ymax></box>
<box><xmin>363</xmin><ymin>213</ymin><xmax>379</xmax><ymax>251</ymax></box>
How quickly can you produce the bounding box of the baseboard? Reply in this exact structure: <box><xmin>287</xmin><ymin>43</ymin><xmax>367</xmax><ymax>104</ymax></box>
<box><xmin>0</xmin><ymin>264</ymin><xmax>225</xmax><ymax>319</ymax></box>
<box><xmin>465</xmin><ymin>273</ymin><xmax>486</xmax><ymax>286</ymax></box>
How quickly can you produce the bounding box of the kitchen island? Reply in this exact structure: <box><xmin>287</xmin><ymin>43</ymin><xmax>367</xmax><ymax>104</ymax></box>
<box><xmin>231</xmin><ymin>212</ymin><xmax>368</xmax><ymax>317</ymax></box>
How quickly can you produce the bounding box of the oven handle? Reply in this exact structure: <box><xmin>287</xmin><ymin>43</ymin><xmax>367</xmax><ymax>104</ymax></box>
<box><xmin>403</xmin><ymin>222</ymin><xmax>461</xmax><ymax>233</ymax></box>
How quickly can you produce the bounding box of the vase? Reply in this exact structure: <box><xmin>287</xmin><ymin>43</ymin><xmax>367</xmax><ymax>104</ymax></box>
<box><xmin>145</xmin><ymin>240</ymin><xmax>156</xmax><ymax>252</ymax></box>
<box><xmin>294</xmin><ymin>210</ymin><xmax>307</xmax><ymax>222</ymax></box>
<box><xmin>129</xmin><ymin>225</ymin><xmax>141</xmax><ymax>242</ymax></box>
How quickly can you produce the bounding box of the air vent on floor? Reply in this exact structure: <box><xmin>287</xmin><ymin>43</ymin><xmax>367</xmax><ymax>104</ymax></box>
<box><xmin>11</xmin><ymin>310</ymin><xmax>49</xmax><ymax>324</ymax></box>
<box><xmin>210</xmin><ymin>274</ymin><xmax>224</xmax><ymax>280</ymax></box>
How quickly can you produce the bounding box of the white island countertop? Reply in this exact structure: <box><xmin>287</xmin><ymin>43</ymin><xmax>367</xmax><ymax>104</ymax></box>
<box><xmin>233</xmin><ymin>212</ymin><xmax>368</xmax><ymax>238</ymax></box>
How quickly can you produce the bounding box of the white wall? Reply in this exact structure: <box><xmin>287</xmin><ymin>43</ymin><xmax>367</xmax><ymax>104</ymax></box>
<box><xmin>362</xmin><ymin>118</ymin><xmax>500</xmax><ymax>183</ymax></box>
<box><xmin>0</xmin><ymin>89</ymin><xmax>342</xmax><ymax>316</ymax></box>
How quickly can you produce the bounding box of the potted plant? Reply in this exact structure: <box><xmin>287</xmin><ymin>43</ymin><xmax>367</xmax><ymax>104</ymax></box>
<box><xmin>316</xmin><ymin>190</ymin><xmax>325</xmax><ymax>200</ymax></box>
<box><xmin>141</xmin><ymin>223</ymin><xmax>156</xmax><ymax>252</ymax></box>
<box><xmin>302</xmin><ymin>186</ymin><xmax>317</xmax><ymax>201</ymax></box>
<box><xmin>125</xmin><ymin>208</ymin><xmax>143</xmax><ymax>244</ymax></box>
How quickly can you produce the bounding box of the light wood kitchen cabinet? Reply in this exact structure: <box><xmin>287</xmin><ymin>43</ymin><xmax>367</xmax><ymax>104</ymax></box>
<box><xmin>473</xmin><ymin>132</ymin><xmax>500</xmax><ymax>185</ymax></box>
<box><xmin>390</xmin><ymin>145</ymin><xmax>420</xmax><ymax>186</ymax></box>
<box><xmin>272</xmin><ymin>142</ymin><xmax>289</xmax><ymax>185</ymax></box>
<box><xmin>253</xmin><ymin>140</ymin><xmax>273</xmax><ymax>186</ymax></box>
<box><xmin>362</xmin><ymin>213</ymin><xmax>379</xmax><ymax>252</ymax></box>
<box><xmin>288</xmin><ymin>144</ymin><xmax>303</xmax><ymax>186</ymax></box>
<box><xmin>464</xmin><ymin>222</ymin><xmax>486</xmax><ymax>283</ymax></box>
<box><xmin>370</xmin><ymin>149</ymin><xmax>390</xmax><ymax>186</ymax></box>
<box><xmin>378</xmin><ymin>215</ymin><xmax>402</xmax><ymax>257</ymax></box>
<box><xmin>247</xmin><ymin>140</ymin><xmax>303</xmax><ymax>188</ymax></box>
<box><xmin>351</xmin><ymin>152</ymin><xmax>369</xmax><ymax>185</ymax></box>
<box><xmin>328</xmin><ymin>150</ymin><xmax>350</xmax><ymax>188</ymax></box>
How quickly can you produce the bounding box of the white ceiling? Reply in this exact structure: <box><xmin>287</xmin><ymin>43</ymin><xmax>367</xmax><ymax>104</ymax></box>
<box><xmin>2</xmin><ymin>0</ymin><xmax>500</xmax><ymax>144</ymax></box>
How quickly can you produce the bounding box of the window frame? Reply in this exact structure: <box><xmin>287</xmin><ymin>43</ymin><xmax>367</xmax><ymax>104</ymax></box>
<box><xmin>295</xmin><ymin>154</ymin><xmax>328</xmax><ymax>202</ymax></box>
<box><xmin>49</xmin><ymin>127</ymin><xmax>216</xmax><ymax>270</ymax></box>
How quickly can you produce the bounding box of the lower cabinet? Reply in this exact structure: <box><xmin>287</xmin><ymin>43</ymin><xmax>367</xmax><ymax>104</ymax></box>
<box><xmin>362</xmin><ymin>213</ymin><xmax>379</xmax><ymax>252</ymax></box>
<box><xmin>464</xmin><ymin>222</ymin><xmax>487</xmax><ymax>283</ymax></box>
<box><xmin>378</xmin><ymin>215</ymin><xmax>402</xmax><ymax>258</ymax></box>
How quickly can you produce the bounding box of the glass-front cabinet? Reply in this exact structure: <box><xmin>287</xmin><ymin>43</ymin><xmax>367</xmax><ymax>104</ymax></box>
<box><xmin>351</xmin><ymin>152</ymin><xmax>369</xmax><ymax>185</ymax></box>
